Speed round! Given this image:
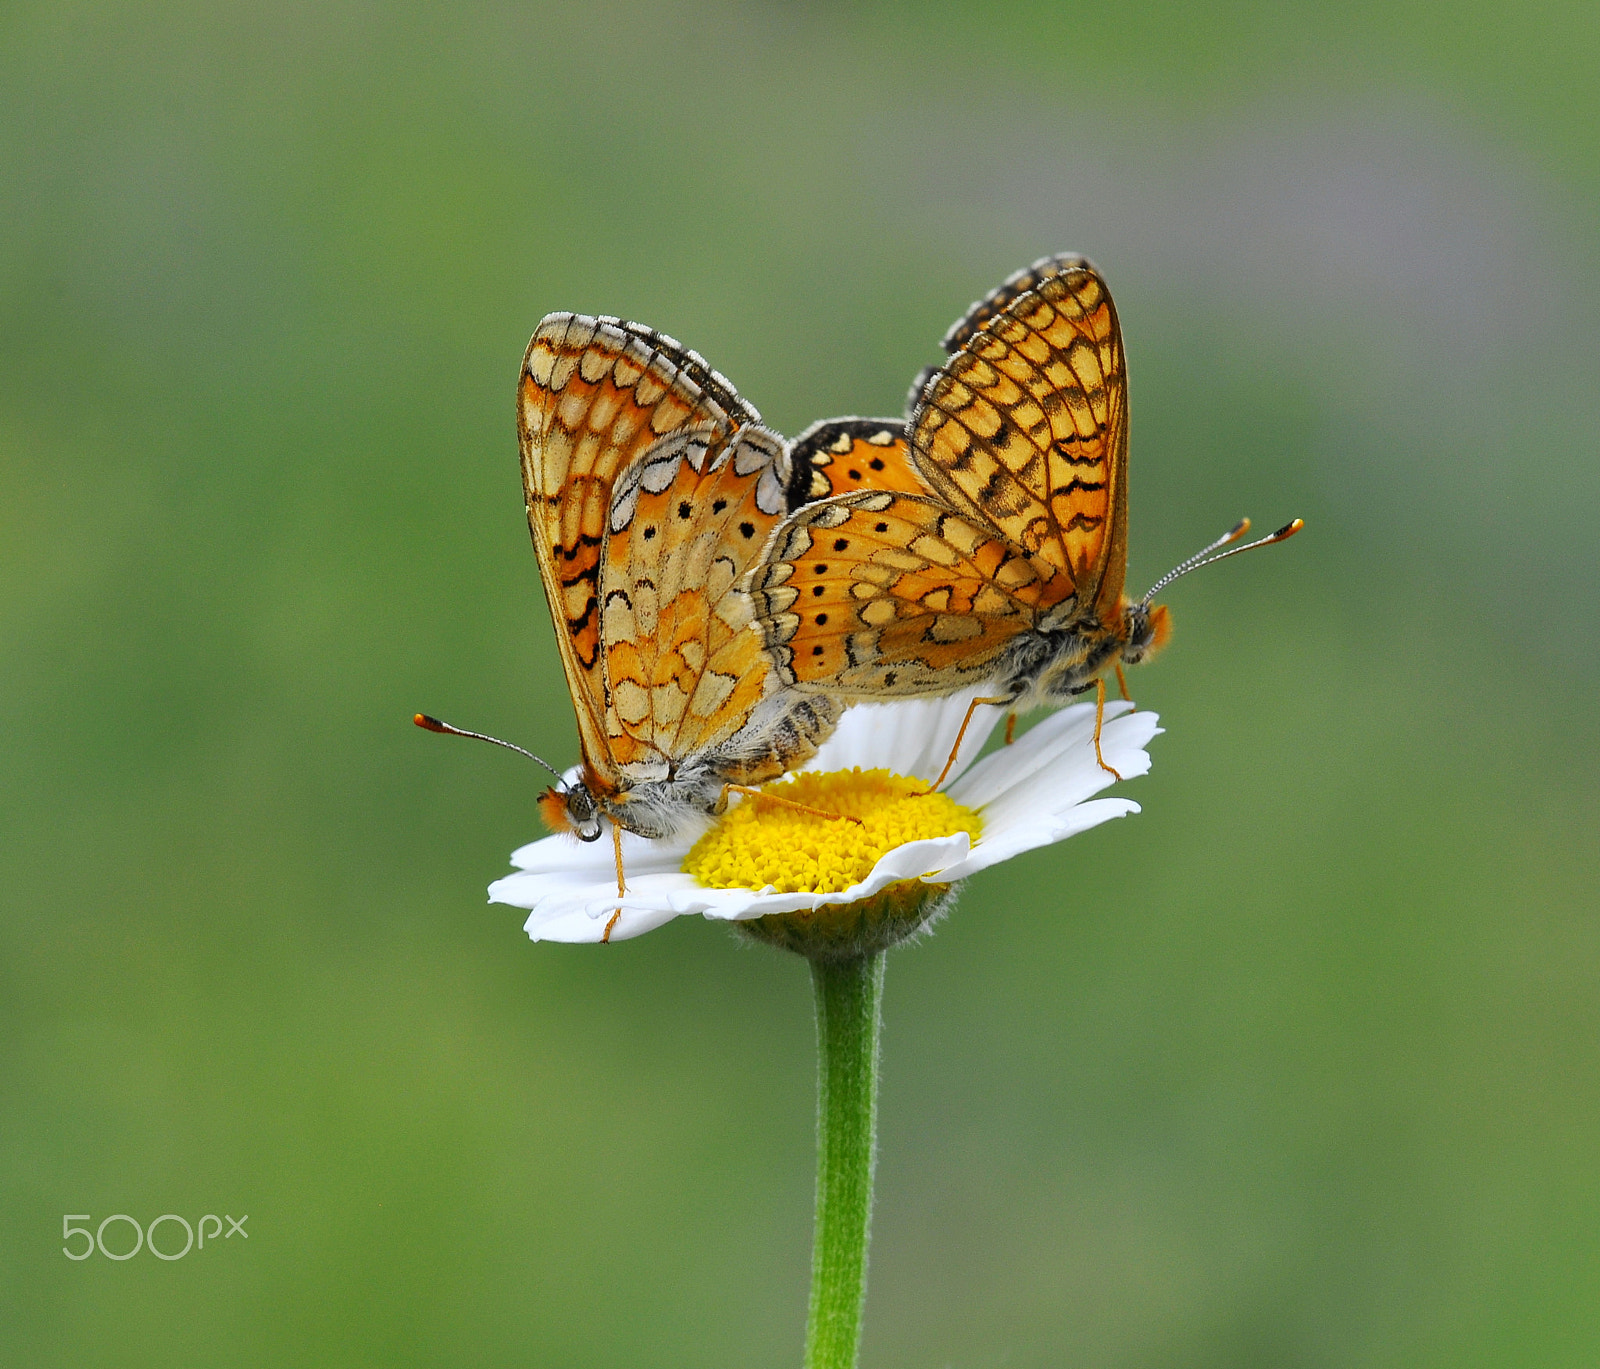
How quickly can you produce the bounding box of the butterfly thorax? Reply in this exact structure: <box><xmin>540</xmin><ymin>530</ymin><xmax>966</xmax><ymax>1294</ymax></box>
<box><xmin>608</xmin><ymin>692</ymin><xmax>841</xmax><ymax>839</ymax></box>
<box><xmin>536</xmin><ymin>694</ymin><xmax>843</xmax><ymax>843</ymax></box>
<box><xmin>995</xmin><ymin>600</ymin><xmax>1172</xmax><ymax>709</ymax></box>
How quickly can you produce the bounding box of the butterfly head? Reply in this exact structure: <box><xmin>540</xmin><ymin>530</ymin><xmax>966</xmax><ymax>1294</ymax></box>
<box><xmin>538</xmin><ymin>779</ymin><xmax>604</xmax><ymax>842</ymax></box>
<box><xmin>1117</xmin><ymin>599</ymin><xmax>1173</xmax><ymax>667</ymax></box>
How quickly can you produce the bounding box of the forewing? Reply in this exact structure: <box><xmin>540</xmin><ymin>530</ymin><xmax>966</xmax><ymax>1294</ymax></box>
<box><xmin>518</xmin><ymin>314</ymin><xmax>758</xmax><ymax>780</ymax></box>
<box><xmin>910</xmin><ymin>256</ymin><xmax>1129</xmax><ymax>619</ymax></box>
<box><xmin>602</xmin><ymin>425</ymin><xmax>795</xmax><ymax>765</ymax></box>
<box><xmin>746</xmin><ymin>490</ymin><xmax>1063</xmax><ymax>699</ymax></box>
<box><xmin>941</xmin><ymin>255</ymin><xmax>1093</xmax><ymax>354</ymax></box>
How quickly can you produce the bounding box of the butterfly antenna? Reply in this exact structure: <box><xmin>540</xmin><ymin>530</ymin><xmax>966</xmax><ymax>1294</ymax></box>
<box><xmin>1141</xmin><ymin>517</ymin><xmax>1304</xmax><ymax>604</ymax></box>
<box><xmin>413</xmin><ymin>714</ymin><xmax>567</xmax><ymax>785</ymax></box>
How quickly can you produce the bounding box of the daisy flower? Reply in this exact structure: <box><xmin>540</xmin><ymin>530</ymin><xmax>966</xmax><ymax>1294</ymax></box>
<box><xmin>488</xmin><ymin>690</ymin><xmax>1161</xmax><ymax>948</ymax></box>
<box><xmin>484</xmin><ymin>686</ymin><xmax>1160</xmax><ymax>1369</ymax></box>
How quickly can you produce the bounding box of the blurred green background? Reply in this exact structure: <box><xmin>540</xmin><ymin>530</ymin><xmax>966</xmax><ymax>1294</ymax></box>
<box><xmin>4</xmin><ymin>2</ymin><xmax>1598</xmax><ymax>1364</ymax></box>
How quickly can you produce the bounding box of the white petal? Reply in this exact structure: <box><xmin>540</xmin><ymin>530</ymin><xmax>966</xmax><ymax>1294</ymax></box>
<box><xmin>497</xmin><ymin>829</ymin><xmax>978</xmax><ymax>943</ymax></box>
<box><xmin>933</xmin><ymin>797</ymin><xmax>1141</xmax><ymax>881</ymax></box>
<box><xmin>947</xmin><ymin>702</ymin><xmax>1156</xmax><ymax>808</ymax></box>
<box><xmin>498</xmin><ymin>866</ymin><xmax>709</xmax><ymax>941</ymax></box>
<box><xmin>507</xmin><ymin>826</ymin><xmax>691</xmax><ymax>876</ymax></box>
<box><xmin>805</xmin><ymin>688</ymin><xmax>1007</xmax><ymax>785</ymax></box>
<box><xmin>934</xmin><ymin>706</ymin><xmax>1159</xmax><ymax>881</ymax></box>
<box><xmin>520</xmin><ymin>899</ymin><xmax>687</xmax><ymax>944</ymax></box>
<box><xmin>694</xmin><ymin>831</ymin><xmax>975</xmax><ymax>920</ymax></box>
<box><xmin>971</xmin><ymin>711</ymin><xmax>1158</xmax><ymax>837</ymax></box>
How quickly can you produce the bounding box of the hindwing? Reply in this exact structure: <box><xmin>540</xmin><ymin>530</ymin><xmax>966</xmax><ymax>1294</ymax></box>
<box><xmin>601</xmin><ymin>425</ymin><xmax>793</xmax><ymax>771</ymax></box>
<box><xmin>745</xmin><ymin>489</ymin><xmax>1064</xmax><ymax>697</ymax></box>
<box><xmin>783</xmin><ymin>417</ymin><xmax>927</xmax><ymax>505</ymax></box>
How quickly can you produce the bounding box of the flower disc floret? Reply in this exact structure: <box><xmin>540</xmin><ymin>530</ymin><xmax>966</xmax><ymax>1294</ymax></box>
<box><xmin>683</xmin><ymin>769</ymin><xmax>982</xmax><ymax>895</ymax></box>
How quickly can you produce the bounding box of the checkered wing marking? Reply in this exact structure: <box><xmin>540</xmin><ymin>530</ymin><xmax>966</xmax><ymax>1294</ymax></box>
<box><xmin>519</xmin><ymin>313</ymin><xmax>758</xmax><ymax>786</ymax></box>
<box><xmin>783</xmin><ymin>418</ymin><xmax>927</xmax><ymax>506</ymax></box>
<box><xmin>903</xmin><ymin>256</ymin><xmax>1099</xmax><ymax>417</ymax></box>
<box><xmin>941</xmin><ymin>255</ymin><xmax>1095</xmax><ymax>353</ymax></box>
<box><xmin>745</xmin><ymin>490</ymin><xmax>1064</xmax><ymax>697</ymax></box>
<box><xmin>910</xmin><ymin>256</ymin><xmax>1129</xmax><ymax>625</ymax></box>
<box><xmin>602</xmin><ymin>425</ymin><xmax>793</xmax><ymax>768</ymax></box>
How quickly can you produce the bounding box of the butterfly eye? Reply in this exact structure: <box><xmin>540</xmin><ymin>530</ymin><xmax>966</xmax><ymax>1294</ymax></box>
<box><xmin>563</xmin><ymin>786</ymin><xmax>604</xmax><ymax>842</ymax></box>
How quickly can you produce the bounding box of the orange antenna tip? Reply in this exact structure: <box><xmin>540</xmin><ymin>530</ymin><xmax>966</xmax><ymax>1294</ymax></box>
<box><xmin>1142</xmin><ymin>512</ymin><xmax>1304</xmax><ymax>603</ymax></box>
<box><xmin>412</xmin><ymin>711</ymin><xmax>565</xmax><ymax>782</ymax></box>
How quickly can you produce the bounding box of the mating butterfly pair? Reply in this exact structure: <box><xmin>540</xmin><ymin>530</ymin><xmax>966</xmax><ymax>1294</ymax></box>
<box><xmin>422</xmin><ymin>257</ymin><xmax>1299</xmax><ymax>920</ymax></box>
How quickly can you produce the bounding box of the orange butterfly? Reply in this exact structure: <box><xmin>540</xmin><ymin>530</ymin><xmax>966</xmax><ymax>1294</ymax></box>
<box><xmin>421</xmin><ymin>315</ymin><xmax>934</xmax><ymax>935</ymax></box>
<box><xmin>514</xmin><ymin>311</ymin><xmax>946</xmax><ymax>860</ymax></box>
<box><xmin>744</xmin><ymin>256</ymin><xmax>1301</xmax><ymax>781</ymax></box>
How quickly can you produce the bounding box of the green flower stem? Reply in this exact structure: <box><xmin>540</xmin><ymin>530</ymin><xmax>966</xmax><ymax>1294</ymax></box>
<box><xmin>805</xmin><ymin>951</ymin><xmax>885</xmax><ymax>1369</ymax></box>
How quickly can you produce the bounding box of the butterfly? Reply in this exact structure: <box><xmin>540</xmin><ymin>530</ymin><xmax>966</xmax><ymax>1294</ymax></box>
<box><xmin>743</xmin><ymin>255</ymin><xmax>1301</xmax><ymax>781</ymax></box>
<box><xmin>517</xmin><ymin>313</ymin><xmax>932</xmax><ymax>866</ymax></box>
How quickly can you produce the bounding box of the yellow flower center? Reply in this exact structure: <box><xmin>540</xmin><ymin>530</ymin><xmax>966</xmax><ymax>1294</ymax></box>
<box><xmin>683</xmin><ymin>769</ymin><xmax>982</xmax><ymax>894</ymax></box>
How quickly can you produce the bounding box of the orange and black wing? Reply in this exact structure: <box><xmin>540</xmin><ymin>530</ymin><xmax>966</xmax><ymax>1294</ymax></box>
<box><xmin>909</xmin><ymin>255</ymin><xmax>1129</xmax><ymax>627</ymax></box>
<box><xmin>518</xmin><ymin>313</ymin><xmax>758</xmax><ymax>785</ymax></box>
<box><xmin>784</xmin><ymin>417</ymin><xmax>928</xmax><ymax>504</ymax></box>
<box><xmin>600</xmin><ymin>424</ymin><xmax>793</xmax><ymax>769</ymax></box>
<box><xmin>744</xmin><ymin>488</ymin><xmax>1065</xmax><ymax>698</ymax></box>
<box><xmin>598</xmin><ymin>415</ymin><xmax>927</xmax><ymax>766</ymax></box>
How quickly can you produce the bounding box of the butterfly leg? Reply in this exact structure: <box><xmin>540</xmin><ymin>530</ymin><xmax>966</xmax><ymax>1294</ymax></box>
<box><xmin>914</xmin><ymin>695</ymin><xmax>1012</xmax><ymax>796</ymax></box>
<box><xmin>1114</xmin><ymin>662</ymin><xmax>1134</xmax><ymax>706</ymax></box>
<box><xmin>1092</xmin><ymin>677</ymin><xmax>1124</xmax><ymax>781</ymax></box>
<box><xmin>603</xmin><ymin>825</ymin><xmax>625</xmax><ymax>943</ymax></box>
<box><xmin>1005</xmin><ymin>713</ymin><xmax>1017</xmax><ymax>745</ymax></box>
<box><xmin>722</xmin><ymin>784</ymin><xmax>865</xmax><ymax>826</ymax></box>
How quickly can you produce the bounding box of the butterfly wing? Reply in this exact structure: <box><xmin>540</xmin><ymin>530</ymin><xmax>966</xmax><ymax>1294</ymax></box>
<box><xmin>519</xmin><ymin>314</ymin><xmax>759</xmax><ymax>786</ymax></box>
<box><xmin>784</xmin><ymin>417</ymin><xmax>928</xmax><ymax>504</ymax></box>
<box><xmin>599</xmin><ymin>414</ymin><xmax>926</xmax><ymax>765</ymax></box>
<box><xmin>746</xmin><ymin>488</ymin><xmax>1065</xmax><ymax>697</ymax></box>
<box><xmin>910</xmin><ymin>255</ymin><xmax>1129</xmax><ymax>627</ymax></box>
<box><xmin>601</xmin><ymin>424</ymin><xmax>791</xmax><ymax>769</ymax></box>
<box><xmin>746</xmin><ymin>259</ymin><xmax>1131</xmax><ymax>702</ymax></box>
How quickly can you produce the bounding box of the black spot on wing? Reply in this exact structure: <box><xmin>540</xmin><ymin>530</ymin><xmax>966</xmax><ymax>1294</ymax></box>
<box><xmin>787</xmin><ymin>417</ymin><xmax>909</xmax><ymax>511</ymax></box>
